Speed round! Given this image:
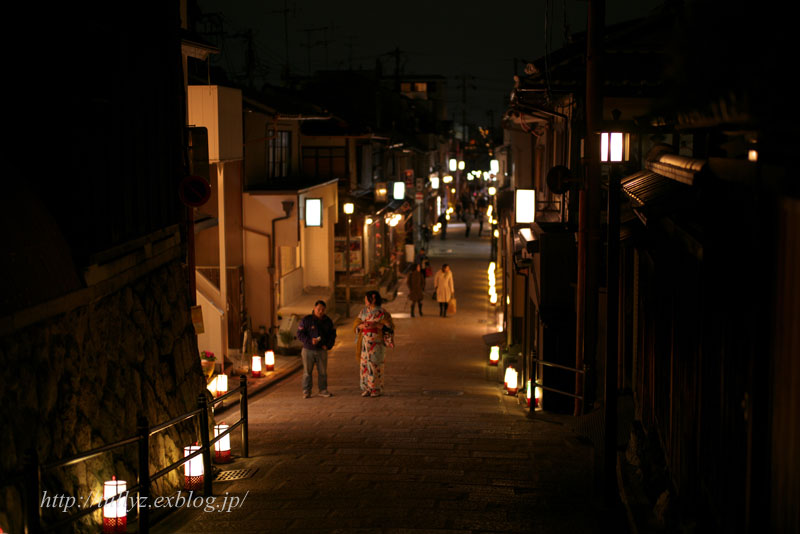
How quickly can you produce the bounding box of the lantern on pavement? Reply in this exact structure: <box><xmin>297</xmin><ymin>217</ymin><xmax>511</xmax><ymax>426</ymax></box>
<box><xmin>183</xmin><ymin>444</ymin><xmax>203</xmax><ymax>490</ymax></box>
<box><xmin>214</xmin><ymin>423</ymin><xmax>231</xmax><ymax>463</ymax></box>
<box><xmin>265</xmin><ymin>350</ymin><xmax>275</xmax><ymax>372</ymax></box>
<box><xmin>102</xmin><ymin>476</ymin><xmax>126</xmax><ymax>533</ymax></box>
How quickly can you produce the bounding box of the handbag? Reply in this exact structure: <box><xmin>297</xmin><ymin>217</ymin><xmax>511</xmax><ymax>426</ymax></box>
<box><xmin>447</xmin><ymin>297</ymin><xmax>457</xmax><ymax>315</ymax></box>
<box><xmin>382</xmin><ymin>326</ymin><xmax>395</xmax><ymax>348</ymax></box>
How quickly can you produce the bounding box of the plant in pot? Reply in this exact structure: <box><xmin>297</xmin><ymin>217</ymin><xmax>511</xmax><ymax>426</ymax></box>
<box><xmin>200</xmin><ymin>350</ymin><xmax>216</xmax><ymax>379</ymax></box>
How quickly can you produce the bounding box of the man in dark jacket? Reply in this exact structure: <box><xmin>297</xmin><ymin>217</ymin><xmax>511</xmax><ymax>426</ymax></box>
<box><xmin>296</xmin><ymin>300</ymin><xmax>337</xmax><ymax>398</ymax></box>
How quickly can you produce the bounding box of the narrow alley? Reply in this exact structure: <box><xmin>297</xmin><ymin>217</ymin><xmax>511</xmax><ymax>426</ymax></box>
<box><xmin>155</xmin><ymin>225</ymin><xmax>608</xmax><ymax>533</ymax></box>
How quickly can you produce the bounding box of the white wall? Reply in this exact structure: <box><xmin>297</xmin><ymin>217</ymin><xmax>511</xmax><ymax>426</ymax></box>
<box><xmin>188</xmin><ymin>85</ymin><xmax>243</xmax><ymax>162</ymax></box>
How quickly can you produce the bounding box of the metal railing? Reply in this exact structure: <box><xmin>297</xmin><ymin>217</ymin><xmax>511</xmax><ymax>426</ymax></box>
<box><xmin>532</xmin><ymin>357</ymin><xmax>587</xmax><ymax>411</ymax></box>
<box><xmin>8</xmin><ymin>375</ymin><xmax>249</xmax><ymax>534</ymax></box>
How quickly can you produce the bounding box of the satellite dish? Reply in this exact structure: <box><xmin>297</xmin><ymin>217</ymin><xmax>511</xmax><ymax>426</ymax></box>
<box><xmin>546</xmin><ymin>165</ymin><xmax>573</xmax><ymax>195</ymax></box>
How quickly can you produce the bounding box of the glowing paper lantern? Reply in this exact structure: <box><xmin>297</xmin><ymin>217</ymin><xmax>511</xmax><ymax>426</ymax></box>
<box><xmin>215</xmin><ymin>374</ymin><xmax>228</xmax><ymax>397</ymax></box>
<box><xmin>535</xmin><ymin>386</ymin><xmax>543</xmax><ymax>409</ymax></box>
<box><xmin>214</xmin><ymin>423</ymin><xmax>231</xmax><ymax>464</ymax></box>
<box><xmin>526</xmin><ymin>379</ymin><xmax>532</xmax><ymax>407</ymax></box>
<box><xmin>489</xmin><ymin>346</ymin><xmax>500</xmax><ymax>366</ymax></box>
<box><xmin>504</xmin><ymin>367</ymin><xmax>519</xmax><ymax>395</ymax></box>
<box><xmin>102</xmin><ymin>476</ymin><xmax>126</xmax><ymax>533</ymax></box>
<box><xmin>183</xmin><ymin>445</ymin><xmax>203</xmax><ymax>490</ymax></box>
<box><xmin>251</xmin><ymin>354</ymin><xmax>263</xmax><ymax>377</ymax></box>
<box><xmin>265</xmin><ymin>350</ymin><xmax>275</xmax><ymax>371</ymax></box>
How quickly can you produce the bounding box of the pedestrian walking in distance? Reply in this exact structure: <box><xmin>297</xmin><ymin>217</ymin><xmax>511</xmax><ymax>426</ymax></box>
<box><xmin>407</xmin><ymin>263</ymin><xmax>426</xmax><ymax>317</ymax></box>
<box><xmin>354</xmin><ymin>290</ymin><xmax>394</xmax><ymax>397</ymax></box>
<box><xmin>437</xmin><ymin>211</ymin><xmax>448</xmax><ymax>240</ymax></box>
<box><xmin>296</xmin><ymin>300</ymin><xmax>336</xmax><ymax>398</ymax></box>
<box><xmin>434</xmin><ymin>264</ymin><xmax>455</xmax><ymax>317</ymax></box>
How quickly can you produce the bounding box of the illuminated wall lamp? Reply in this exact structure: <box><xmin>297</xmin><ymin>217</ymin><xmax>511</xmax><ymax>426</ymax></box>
<box><xmin>305</xmin><ymin>197</ymin><xmax>322</xmax><ymax>227</ymax></box>
<box><xmin>393</xmin><ymin>181</ymin><xmax>405</xmax><ymax>200</ymax></box>
<box><xmin>265</xmin><ymin>350</ymin><xmax>275</xmax><ymax>371</ymax></box>
<box><xmin>488</xmin><ymin>186</ymin><xmax>496</xmax><ymax>196</ymax></box>
<box><xmin>458</xmin><ymin>160</ymin><xmax>465</xmax><ymax>170</ymax></box>
<box><xmin>251</xmin><ymin>354</ymin><xmax>263</xmax><ymax>377</ymax></box>
<box><xmin>515</xmin><ymin>189</ymin><xmax>536</xmax><ymax>224</ymax></box>
<box><xmin>214</xmin><ymin>423</ymin><xmax>232</xmax><ymax>464</ymax></box>
<box><xmin>430</xmin><ymin>176</ymin><xmax>440</xmax><ymax>189</ymax></box>
<box><xmin>489</xmin><ymin>346</ymin><xmax>500</xmax><ymax>366</ymax></box>
<box><xmin>442</xmin><ymin>175</ymin><xmax>453</xmax><ymax>184</ymax></box>
<box><xmin>490</xmin><ymin>159</ymin><xmax>499</xmax><ymax>174</ymax></box>
<box><xmin>343</xmin><ymin>202</ymin><xmax>354</xmax><ymax>215</ymax></box>
<box><xmin>600</xmin><ymin>132</ymin><xmax>630</xmax><ymax>163</ymax></box>
<box><xmin>184</xmin><ymin>444</ymin><xmax>203</xmax><ymax>490</ymax></box>
<box><xmin>102</xmin><ymin>476</ymin><xmax>126</xmax><ymax>533</ymax></box>
<box><xmin>449</xmin><ymin>158</ymin><xmax>457</xmax><ymax>171</ymax></box>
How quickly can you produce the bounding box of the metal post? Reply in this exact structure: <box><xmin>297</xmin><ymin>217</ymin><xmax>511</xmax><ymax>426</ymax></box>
<box><xmin>198</xmin><ymin>394</ymin><xmax>213</xmax><ymax>497</ymax></box>
<box><xmin>239</xmin><ymin>375</ymin><xmax>249</xmax><ymax>458</ymax></box>
<box><xmin>604</xmin><ymin>164</ymin><xmax>620</xmax><ymax>505</ymax></box>
<box><xmin>345</xmin><ymin>214</ymin><xmax>351</xmax><ymax>318</ymax></box>
<box><xmin>137</xmin><ymin>416</ymin><xmax>150</xmax><ymax>534</ymax></box>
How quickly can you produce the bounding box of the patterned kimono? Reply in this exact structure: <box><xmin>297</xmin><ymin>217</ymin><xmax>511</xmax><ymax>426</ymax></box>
<box><xmin>355</xmin><ymin>306</ymin><xmax>392</xmax><ymax>394</ymax></box>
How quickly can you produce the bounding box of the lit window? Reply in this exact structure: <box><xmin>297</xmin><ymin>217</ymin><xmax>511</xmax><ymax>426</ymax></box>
<box><xmin>413</xmin><ymin>82</ymin><xmax>427</xmax><ymax>92</ymax></box>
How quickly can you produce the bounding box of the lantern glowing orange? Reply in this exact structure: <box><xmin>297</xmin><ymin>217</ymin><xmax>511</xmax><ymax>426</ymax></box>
<box><xmin>504</xmin><ymin>367</ymin><xmax>519</xmax><ymax>395</ymax></box>
<box><xmin>214</xmin><ymin>423</ymin><xmax>231</xmax><ymax>463</ymax></box>
<box><xmin>102</xmin><ymin>476</ymin><xmax>126</xmax><ymax>533</ymax></box>
<box><xmin>184</xmin><ymin>444</ymin><xmax>203</xmax><ymax>490</ymax></box>
<box><xmin>264</xmin><ymin>350</ymin><xmax>275</xmax><ymax>371</ymax></box>
<box><xmin>215</xmin><ymin>374</ymin><xmax>228</xmax><ymax>397</ymax></box>
<box><xmin>489</xmin><ymin>346</ymin><xmax>500</xmax><ymax>366</ymax></box>
<box><xmin>251</xmin><ymin>354</ymin><xmax>263</xmax><ymax>377</ymax></box>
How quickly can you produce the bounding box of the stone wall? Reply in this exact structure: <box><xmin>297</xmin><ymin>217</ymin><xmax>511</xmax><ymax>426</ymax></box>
<box><xmin>0</xmin><ymin>259</ymin><xmax>206</xmax><ymax>533</ymax></box>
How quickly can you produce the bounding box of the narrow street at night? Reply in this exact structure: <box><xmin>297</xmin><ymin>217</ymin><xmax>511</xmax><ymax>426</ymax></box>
<box><xmin>2</xmin><ymin>2</ymin><xmax>797</xmax><ymax>533</ymax></box>
<box><xmin>155</xmin><ymin>226</ymin><xmax>609</xmax><ymax>533</ymax></box>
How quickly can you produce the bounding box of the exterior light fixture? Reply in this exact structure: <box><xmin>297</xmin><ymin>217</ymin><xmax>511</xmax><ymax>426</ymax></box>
<box><xmin>442</xmin><ymin>174</ymin><xmax>453</xmax><ymax>184</ymax></box>
<box><xmin>514</xmin><ymin>189</ymin><xmax>536</xmax><ymax>224</ymax></box>
<box><xmin>600</xmin><ymin>132</ymin><xmax>630</xmax><ymax>163</ymax></box>
<box><xmin>504</xmin><ymin>366</ymin><xmax>519</xmax><ymax>395</ymax></box>
<box><xmin>489</xmin><ymin>346</ymin><xmax>500</xmax><ymax>366</ymax></box>
<box><xmin>365</xmin><ymin>217</ymin><xmax>373</xmax><ymax>225</ymax></box>
<box><xmin>535</xmin><ymin>386</ymin><xmax>543</xmax><ymax>410</ymax></box>
<box><xmin>494</xmin><ymin>229</ymin><xmax>499</xmax><ymax>238</ymax></box>
<box><xmin>393</xmin><ymin>181</ymin><xmax>405</xmax><ymax>200</ymax></box>
<box><xmin>488</xmin><ymin>186</ymin><xmax>496</xmax><ymax>196</ymax></box>
<box><xmin>490</xmin><ymin>293</ymin><xmax>498</xmax><ymax>304</ymax></box>
<box><xmin>748</xmin><ymin>150</ymin><xmax>758</xmax><ymax>162</ymax></box>
<box><xmin>430</xmin><ymin>176</ymin><xmax>440</xmax><ymax>189</ymax></box>
<box><xmin>483</xmin><ymin>172</ymin><xmax>489</xmax><ymax>181</ymax></box>
<box><xmin>265</xmin><ymin>350</ymin><xmax>275</xmax><ymax>371</ymax></box>
<box><xmin>214</xmin><ymin>423</ymin><xmax>232</xmax><ymax>463</ymax></box>
<box><xmin>184</xmin><ymin>444</ymin><xmax>203</xmax><ymax>490</ymax></box>
<box><xmin>450</xmin><ymin>188</ymin><xmax>456</xmax><ymax>194</ymax></box>
<box><xmin>102</xmin><ymin>476</ymin><xmax>126</xmax><ymax>533</ymax></box>
<box><xmin>458</xmin><ymin>160</ymin><xmax>465</xmax><ymax>170</ymax></box>
<box><xmin>449</xmin><ymin>158</ymin><xmax>457</xmax><ymax>171</ymax></box>
<box><xmin>343</xmin><ymin>202</ymin><xmax>354</xmax><ymax>215</ymax></box>
<box><xmin>305</xmin><ymin>197</ymin><xmax>322</xmax><ymax>227</ymax></box>
<box><xmin>490</xmin><ymin>159</ymin><xmax>499</xmax><ymax>174</ymax></box>
<box><xmin>251</xmin><ymin>354</ymin><xmax>263</xmax><ymax>377</ymax></box>
<box><xmin>467</xmin><ymin>174</ymin><xmax>474</xmax><ymax>181</ymax></box>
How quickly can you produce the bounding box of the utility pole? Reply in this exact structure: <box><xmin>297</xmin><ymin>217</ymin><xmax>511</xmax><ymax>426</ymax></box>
<box><xmin>270</xmin><ymin>0</ymin><xmax>298</xmax><ymax>84</ymax></box>
<box><xmin>300</xmin><ymin>26</ymin><xmax>328</xmax><ymax>74</ymax></box>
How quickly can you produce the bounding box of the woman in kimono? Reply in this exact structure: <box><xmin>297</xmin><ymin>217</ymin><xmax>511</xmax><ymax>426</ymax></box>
<box><xmin>354</xmin><ymin>290</ymin><xmax>394</xmax><ymax>397</ymax></box>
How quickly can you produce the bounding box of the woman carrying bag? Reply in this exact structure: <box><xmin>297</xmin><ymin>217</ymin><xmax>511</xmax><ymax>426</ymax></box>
<box><xmin>433</xmin><ymin>263</ymin><xmax>455</xmax><ymax>317</ymax></box>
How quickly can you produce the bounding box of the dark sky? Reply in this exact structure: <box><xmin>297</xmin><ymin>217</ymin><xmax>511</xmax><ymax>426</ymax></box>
<box><xmin>195</xmin><ymin>0</ymin><xmax>663</xmax><ymax>128</ymax></box>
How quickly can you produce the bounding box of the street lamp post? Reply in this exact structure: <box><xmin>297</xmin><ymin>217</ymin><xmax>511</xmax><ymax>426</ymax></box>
<box><xmin>600</xmin><ymin>127</ymin><xmax>628</xmax><ymax>505</ymax></box>
<box><xmin>343</xmin><ymin>202</ymin><xmax>354</xmax><ymax>318</ymax></box>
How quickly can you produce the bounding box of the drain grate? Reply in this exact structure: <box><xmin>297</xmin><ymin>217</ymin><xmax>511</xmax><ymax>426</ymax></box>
<box><xmin>214</xmin><ymin>468</ymin><xmax>258</xmax><ymax>482</ymax></box>
<box><xmin>423</xmin><ymin>390</ymin><xmax>464</xmax><ymax>396</ymax></box>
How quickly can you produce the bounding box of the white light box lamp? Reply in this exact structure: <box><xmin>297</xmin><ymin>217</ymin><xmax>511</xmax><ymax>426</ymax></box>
<box><xmin>393</xmin><ymin>181</ymin><xmax>405</xmax><ymax>200</ymax></box>
<box><xmin>305</xmin><ymin>198</ymin><xmax>322</xmax><ymax>227</ymax></box>
<box><xmin>515</xmin><ymin>189</ymin><xmax>536</xmax><ymax>224</ymax></box>
<box><xmin>600</xmin><ymin>132</ymin><xmax>630</xmax><ymax>163</ymax></box>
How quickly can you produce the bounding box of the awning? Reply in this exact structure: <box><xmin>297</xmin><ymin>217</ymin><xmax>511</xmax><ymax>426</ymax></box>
<box><xmin>621</xmin><ymin>170</ymin><xmax>691</xmax><ymax>226</ymax></box>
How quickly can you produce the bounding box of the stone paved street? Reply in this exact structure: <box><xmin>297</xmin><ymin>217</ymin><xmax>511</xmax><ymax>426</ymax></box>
<box><xmin>156</xmin><ymin>226</ymin><xmax>613</xmax><ymax>534</ymax></box>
